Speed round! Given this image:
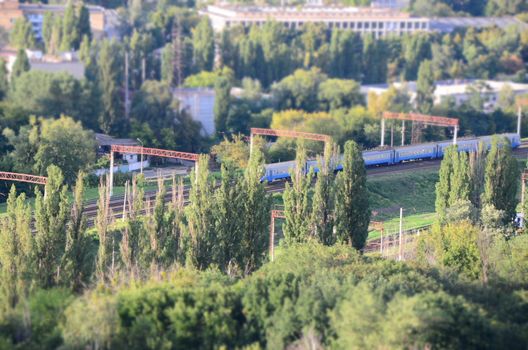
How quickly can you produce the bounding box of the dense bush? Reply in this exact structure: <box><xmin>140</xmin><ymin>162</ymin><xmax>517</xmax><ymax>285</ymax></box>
<box><xmin>0</xmin><ymin>243</ymin><xmax>526</xmax><ymax>349</ymax></box>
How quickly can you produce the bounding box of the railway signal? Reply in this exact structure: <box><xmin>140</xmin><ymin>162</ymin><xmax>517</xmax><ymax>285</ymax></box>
<box><xmin>381</xmin><ymin>112</ymin><xmax>459</xmax><ymax>147</ymax></box>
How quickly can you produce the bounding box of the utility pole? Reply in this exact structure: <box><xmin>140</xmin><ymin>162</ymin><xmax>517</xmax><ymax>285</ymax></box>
<box><xmin>390</xmin><ymin>123</ymin><xmax>394</xmax><ymax>147</ymax></box>
<box><xmin>124</xmin><ymin>52</ymin><xmax>130</xmax><ymax>120</ymax></box>
<box><xmin>141</xmin><ymin>57</ymin><xmax>146</xmax><ymax>83</ymax></box>
<box><xmin>398</xmin><ymin>208</ymin><xmax>403</xmax><ymax>261</ymax></box>
<box><xmin>136</xmin><ymin>138</ymin><xmax>144</xmax><ymax>174</ymax></box>
<box><xmin>380</xmin><ymin>118</ymin><xmax>386</xmax><ymax>147</ymax></box>
<box><xmin>109</xmin><ymin>150</ymin><xmax>114</xmax><ymax>196</ymax></box>
<box><xmin>401</xmin><ymin>121</ymin><xmax>405</xmax><ymax>146</ymax></box>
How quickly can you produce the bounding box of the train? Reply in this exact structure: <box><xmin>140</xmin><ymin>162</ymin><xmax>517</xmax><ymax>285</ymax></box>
<box><xmin>261</xmin><ymin>133</ymin><xmax>521</xmax><ymax>182</ymax></box>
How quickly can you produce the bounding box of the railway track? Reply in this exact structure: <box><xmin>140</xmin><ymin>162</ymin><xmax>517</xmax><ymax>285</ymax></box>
<box><xmin>68</xmin><ymin>140</ymin><xmax>528</xmax><ymax>227</ymax></box>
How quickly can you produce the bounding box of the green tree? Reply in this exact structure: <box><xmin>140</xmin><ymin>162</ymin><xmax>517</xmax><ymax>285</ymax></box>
<box><xmin>283</xmin><ymin>145</ymin><xmax>314</xmax><ymax>245</ymax></box>
<box><xmin>34</xmin><ymin>165</ymin><xmax>70</xmax><ymax>288</ymax></box>
<box><xmin>213</xmin><ymin>164</ymin><xmax>242</xmax><ymax>271</ymax></box>
<box><xmin>184</xmin><ymin>155</ymin><xmax>217</xmax><ymax>269</ymax></box>
<box><xmin>61</xmin><ymin>0</ymin><xmax>79</xmax><ymax>51</ymax></box>
<box><xmin>317</xmin><ymin>79</ymin><xmax>363</xmax><ymax>111</ymax></box>
<box><xmin>238</xmin><ymin>147</ymin><xmax>271</xmax><ymax>272</ymax></box>
<box><xmin>0</xmin><ymin>58</ymin><xmax>8</xmax><ymax>100</ymax></box>
<box><xmin>9</xmin><ymin>17</ymin><xmax>35</xmax><ymax>49</ymax></box>
<box><xmin>335</xmin><ymin>140</ymin><xmax>370</xmax><ymax>249</ymax></box>
<box><xmin>98</xmin><ymin>39</ymin><xmax>125</xmax><ymax>135</ymax></box>
<box><xmin>42</xmin><ymin>12</ymin><xmax>55</xmax><ymax>52</ymax></box>
<box><xmin>483</xmin><ymin>137</ymin><xmax>518</xmax><ymax>222</ymax></box>
<box><xmin>192</xmin><ymin>17</ymin><xmax>215</xmax><ymax>72</ymax></box>
<box><xmin>416</xmin><ymin>60</ymin><xmax>436</xmax><ymax>114</ymax></box>
<box><xmin>449</xmin><ymin>150</ymin><xmax>471</xmax><ymax>207</ymax></box>
<box><xmin>469</xmin><ymin>142</ymin><xmax>486</xmax><ymax>210</ymax></box>
<box><xmin>95</xmin><ymin>179</ymin><xmax>110</xmax><ymax>280</ymax></box>
<box><xmin>11</xmin><ymin>49</ymin><xmax>30</xmax><ymax>79</ymax></box>
<box><xmin>77</xmin><ymin>2</ymin><xmax>92</xmax><ymax>43</ymax></box>
<box><xmin>62</xmin><ymin>172</ymin><xmax>90</xmax><ymax>292</ymax></box>
<box><xmin>436</xmin><ymin>146</ymin><xmax>455</xmax><ymax>222</ymax></box>
<box><xmin>214</xmin><ymin>76</ymin><xmax>231</xmax><ymax>135</ymax></box>
<box><xmin>0</xmin><ymin>187</ymin><xmax>33</xmax><ymax>308</ymax></box>
<box><xmin>161</xmin><ymin>42</ymin><xmax>174</xmax><ymax>86</ymax></box>
<box><xmin>310</xmin><ymin>143</ymin><xmax>337</xmax><ymax>245</ymax></box>
<box><xmin>34</xmin><ymin>116</ymin><xmax>96</xmax><ymax>184</ymax></box>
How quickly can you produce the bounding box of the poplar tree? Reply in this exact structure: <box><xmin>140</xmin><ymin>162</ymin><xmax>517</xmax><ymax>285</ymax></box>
<box><xmin>435</xmin><ymin>146</ymin><xmax>456</xmax><ymax>222</ymax></box>
<box><xmin>483</xmin><ymin>137</ymin><xmax>518</xmax><ymax>222</ymax></box>
<box><xmin>121</xmin><ymin>174</ymin><xmax>145</xmax><ymax>272</ymax></box>
<box><xmin>95</xmin><ymin>178</ymin><xmax>110</xmax><ymax>280</ymax></box>
<box><xmin>161</xmin><ymin>42</ymin><xmax>174</xmax><ymax>86</ymax></box>
<box><xmin>34</xmin><ymin>165</ymin><xmax>70</xmax><ymax>288</ymax></box>
<box><xmin>469</xmin><ymin>142</ymin><xmax>486</xmax><ymax>210</ymax></box>
<box><xmin>62</xmin><ymin>172</ymin><xmax>89</xmax><ymax>291</ymax></box>
<box><xmin>9</xmin><ymin>17</ymin><xmax>35</xmax><ymax>50</ymax></box>
<box><xmin>0</xmin><ymin>58</ymin><xmax>8</xmax><ymax>100</ymax></box>
<box><xmin>61</xmin><ymin>0</ymin><xmax>79</xmax><ymax>51</ymax></box>
<box><xmin>11</xmin><ymin>49</ymin><xmax>30</xmax><ymax>80</ymax></box>
<box><xmin>214</xmin><ymin>164</ymin><xmax>242</xmax><ymax>271</ymax></box>
<box><xmin>0</xmin><ymin>187</ymin><xmax>33</xmax><ymax>308</ymax></box>
<box><xmin>143</xmin><ymin>179</ymin><xmax>175</xmax><ymax>270</ymax></box>
<box><xmin>98</xmin><ymin>39</ymin><xmax>125</xmax><ymax>134</ymax></box>
<box><xmin>335</xmin><ymin>140</ymin><xmax>370</xmax><ymax>249</ymax></box>
<box><xmin>283</xmin><ymin>144</ymin><xmax>314</xmax><ymax>245</ymax></box>
<box><xmin>77</xmin><ymin>2</ymin><xmax>92</xmax><ymax>43</ymax></box>
<box><xmin>214</xmin><ymin>76</ymin><xmax>231</xmax><ymax>135</ymax></box>
<box><xmin>166</xmin><ymin>176</ymin><xmax>185</xmax><ymax>265</ymax></box>
<box><xmin>192</xmin><ymin>17</ymin><xmax>215</xmax><ymax>72</ymax></box>
<box><xmin>416</xmin><ymin>59</ymin><xmax>436</xmax><ymax>114</ymax></box>
<box><xmin>185</xmin><ymin>155</ymin><xmax>217</xmax><ymax>269</ymax></box>
<box><xmin>310</xmin><ymin>142</ymin><xmax>338</xmax><ymax>245</ymax></box>
<box><xmin>239</xmin><ymin>147</ymin><xmax>271</xmax><ymax>272</ymax></box>
<box><xmin>449</xmin><ymin>150</ymin><xmax>471</xmax><ymax>206</ymax></box>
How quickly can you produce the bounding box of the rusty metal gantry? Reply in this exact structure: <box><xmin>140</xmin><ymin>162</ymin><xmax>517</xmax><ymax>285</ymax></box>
<box><xmin>0</xmin><ymin>171</ymin><xmax>48</xmax><ymax>185</ymax></box>
<box><xmin>109</xmin><ymin>144</ymin><xmax>200</xmax><ymax>194</ymax></box>
<box><xmin>250</xmin><ymin>128</ymin><xmax>332</xmax><ymax>156</ymax></box>
<box><xmin>381</xmin><ymin>112</ymin><xmax>460</xmax><ymax>147</ymax></box>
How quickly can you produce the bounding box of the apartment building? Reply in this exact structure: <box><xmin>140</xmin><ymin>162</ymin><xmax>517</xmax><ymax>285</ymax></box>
<box><xmin>0</xmin><ymin>0</ymin><xmax>112</xmax><ymax>40</ymax></box>
<box><xmin>203</xmin><ymin>5</ymin><xmax>429</xmax><ymax>37</ymax></box>
<box><xmin>202</xmin><ymin>4</ymin><xmax>526</xmax><ymax>37</ymax></box>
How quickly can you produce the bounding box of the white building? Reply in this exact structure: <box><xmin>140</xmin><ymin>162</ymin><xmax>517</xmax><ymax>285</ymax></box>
<box><xmin>173</xmin><ymin>88</ymin><xmax>216</xmax><ymax>136</ymax></box>
<box><xmin>202</xmin><ymin>5</ymin><xmax>429</xmax><ymax>37</ymax></box>
<box><xmin>201</xmin><ymin>4</ymin><xmax>525</xmax><ymax>36</ymax></box>
<box><xmin>361</xmin><ymin>80</ymin><xmax>528</xmax><ymax>112</ymax></box>
<box><xmin>371</xmin><ymin>0</ymin><xmax>409</xmax><ymax>10</ymax></box>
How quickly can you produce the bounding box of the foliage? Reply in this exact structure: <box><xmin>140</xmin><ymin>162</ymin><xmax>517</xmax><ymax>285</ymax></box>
<box><xmin>483</xmin><ymin>136</ymin><xmax>518</xmax><ymax>222</ymax></box>
<box><xmin>3</xmin><ymin>116</ymin><xmax>96</xmax><ymax>184</ymax></box>
<box><xmin>335</xmin><ymin>140</ymin><xmax>370</xmax><ymax>249</ymax></box>
<box><xmin>11</xmin><ymin>49</ymin><xmax>30</xmax><ymax>80</ymax></box>
<box><xmin>34</xmin><ymin>166</ymin><xmax>70</xmax><ymax>288</ymax></box>
<box><xmin>9</xmin><ymin>17</ymin><xmax>35</xmax><ymax>50</ymax></box>
<box><xmin>283</xmin><ymin>144</ymin><xmax>314</xmax><ymax>244</ymax></box>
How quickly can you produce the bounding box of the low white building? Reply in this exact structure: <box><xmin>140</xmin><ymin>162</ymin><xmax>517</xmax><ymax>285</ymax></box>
<box><xmin>361</xmin><ymin>80</ymin><xmax>528</xmax><ymax>112</ymax></box>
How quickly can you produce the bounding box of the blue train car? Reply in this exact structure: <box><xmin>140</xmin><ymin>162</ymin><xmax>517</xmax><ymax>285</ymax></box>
<box><xmin>363</xmin><ymin>150</ymin><xmax>394</xmax><ymax>166</ymax></box>
<box><xmin>394</xmin><ymin>144</ymin><xmax>437</xmax><ymax>163</ymax></box>
<box><xmin>263</xmin><ymin>160</ymin><xmax>295</xmax><ymax>182</ymax></box>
